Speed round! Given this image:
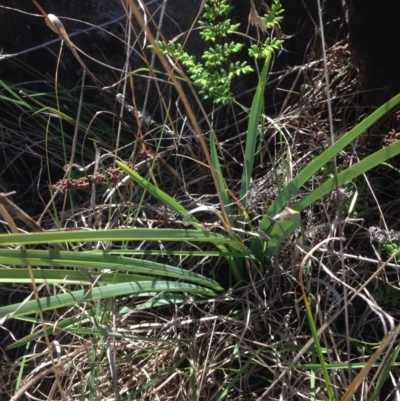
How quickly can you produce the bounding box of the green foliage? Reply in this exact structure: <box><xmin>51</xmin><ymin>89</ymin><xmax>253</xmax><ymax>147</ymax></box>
<box><xmin>373</xmin><ymin>284</ymin><xmax>400</xmax><ymax>307</ymax></box>
<box><xmin>382</xmin><ymin>238</ymin><xmax>400</xmax><ymax>262</ymax></box>
<box><xmin>1</xmin><ymin>0</ymin><xmax>400</xmax><ymax>317</ymax></box>
<box><xmin>264</xmin><ymin>0</ymin><xmax>285</xmax><ymax>27</ymax></box>
<box><xmin>3</xmin><ymin>1</ymin><xmax>400</xmax><ymax>398</ymax></box>
<box><xmin>152</xmin><ymin>0</ymin><xmax>284</xmax><ymax>104</ymax></box>
<box><xmin>249</xmin><ymin>37</ymin><xmax>284</xmax><ymax>59</ymax></box>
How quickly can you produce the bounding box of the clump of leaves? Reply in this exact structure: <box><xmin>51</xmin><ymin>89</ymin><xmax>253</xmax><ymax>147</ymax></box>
<box><xmin>152</xmin><ymin>0</ymin><xmax>284</xmax><ymax>104</ymax></box>
<box><xmin>382</xmin><ymin>238</ymin><xmax>400</xmax><ymax>262</ymax></box>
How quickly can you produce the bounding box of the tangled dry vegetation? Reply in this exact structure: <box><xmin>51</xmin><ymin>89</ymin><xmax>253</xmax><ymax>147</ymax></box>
<box><xmin>1</xmin><ymin>1</ymin><xmax>400</xmax><ymax>401</ymax></box>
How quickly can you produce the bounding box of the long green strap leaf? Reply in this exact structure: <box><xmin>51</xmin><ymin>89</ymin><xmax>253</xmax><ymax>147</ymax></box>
<box><xmin>116</xmin><ymin>161</ymin><xmax>197</xmax><ymax>222</ymax></box>
<box><xmin>260</xmin><ymin>92</ymin><xmax>400</xmax><ymax>232</ymax></box>
<box><xmin>0</xmin><ymin>268</ymin><xmax>147</xmax><ymax>285</ymax></box>
<box><xmin>0</xmin><ymin>228</ymin><xmax>236</xmax><ymax>247</ymax></box>
<box><xmin>210</xmin><ymin>131</ymin><xmax>233</xmax><ymax>226</ymax></box>
<box><xmin>0</xmin><ymin>281</ymin><xmax>217</xmax><ymax>320</ymax></box>
<box><xmin>264</xmin><ymin>135</ymin><xmax>400</xmax><ymax>258</ymax></box>
<box><xmin>0</xmin><ymin>249</ymin><xmax>223</xmax><ymax>292</ymax></box>
<box><xmin>239</xmin><ymin>54</ymin><xmax>271</xmax><ymax>206</ymax></box>
<box><xmin>294</xmin><ymin>139</ymin><xmax>400</xmax><ymax>211</ymax></box>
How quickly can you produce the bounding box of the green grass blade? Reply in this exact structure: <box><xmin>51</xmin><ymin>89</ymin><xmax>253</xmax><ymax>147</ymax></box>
<box><xmin>0</xmin><ymin>281</ymin><xmax>217</xmax><ymax>320</ymax></box>
<box><xmin>0</xmin><ymin>249</ymin><xmax>224</xmax><ymax>292</ymax></box>
<box><xmin>0</xmin><ymin>228</ymin><xmax>238</xmax><ymax>249</ymax></box>
<box><xmin>0</xmin><ymin>80</ymin><xmax>32</xmax><ymax>108</ymax></box>
<box><xmin>116</xmin><ymin>160</ymin><xmax>198</xmax><ymax>223</ymax></box>
<box><xmin>263</xmin><ymin>137</ymin><xmax>400</xmax><ymax>259</ymax></box>
<box><xmin>92</xmin><ymin>249</ymin><xmax>256</xmax><ymax>258</ymax></box>
<box><xmin>7</xmin><ymin>316</ymin><xmax>90</xmax><ymax>350</ymax></box>
<box><xmin>304</xmin><ymin>295</ymin><xmax>336</xmax><ymax>400</ymax></box>
<box><xmin>259</xmin><ymin>92</ymin><xmax>400</xmax><ymax>232</ymax></box>
<box><xmin>115</xmin><ymin>160</ymin><xmax>246</xmax><ymax>280</ymax></box>
<box><xmin>0</xmin><ymin>268</ymin><xmax>147</xmax><ymax>285</ymax></box>
<box><xmin>239</xmin><ymin>54</ymin><xmax>271</xmax><ymax>207</ymax></box>
<box><xmin>210</xmin><ymin>130</ymin><xmax>245</xmax><ymax>280</ymax></box>
<box><xmin>294</xmin><ymin>139</ymin><xmax>400</xmax><ymax>211</ymax></box>
<box><xmin>210</xmin><ymin>130</ymin><xmax>233</xmax><ymax>226</ymax></box>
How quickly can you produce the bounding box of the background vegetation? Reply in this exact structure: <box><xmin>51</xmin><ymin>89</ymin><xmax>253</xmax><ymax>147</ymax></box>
<box><xmin>1</xmin><ymin>0</ymin><xmax>400</xmax><ymax>400</ymax></box>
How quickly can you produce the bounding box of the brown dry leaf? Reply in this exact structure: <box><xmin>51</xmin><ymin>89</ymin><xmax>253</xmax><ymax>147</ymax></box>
<box><xmin>248</xmin><ymin>0</ymin><xmax>267</xmax><ymax>35</ymax></box>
